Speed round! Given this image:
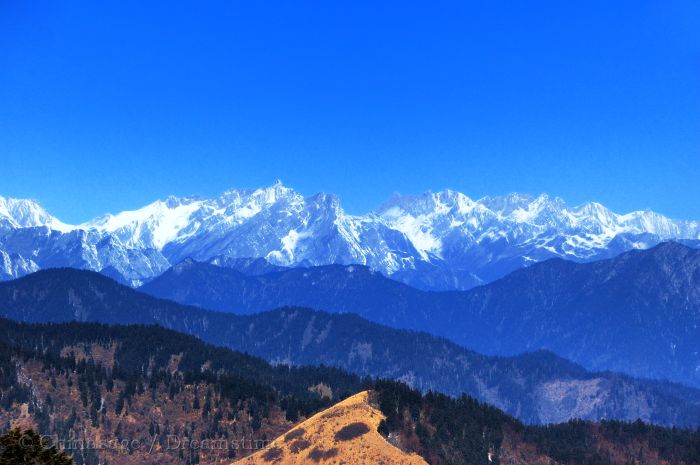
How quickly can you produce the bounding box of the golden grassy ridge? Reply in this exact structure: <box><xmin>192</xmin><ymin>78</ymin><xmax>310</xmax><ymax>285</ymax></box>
<box><xmin>232</xmin><ymin>391</ymin><xmax>428</xmax><ymax>465</ymax></box>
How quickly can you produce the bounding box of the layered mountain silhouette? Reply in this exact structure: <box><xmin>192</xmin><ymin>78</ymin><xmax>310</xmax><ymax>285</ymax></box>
<box><xmin>141</xmin><ymin>242</ymin><xmax>700</xmax><ymax>388</ymax></box>
<box><xmin>0</xmin><ymin>267</ymin><xmax>698</xmax><ymax>426</ymax></box>
<box><xmin>3</xmin><ymin>317</ymin><xmax>697</xmax><ymax>465</ymax></box>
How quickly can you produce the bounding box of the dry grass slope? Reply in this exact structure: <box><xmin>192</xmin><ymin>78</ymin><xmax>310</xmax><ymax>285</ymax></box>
<box><xmin>232</xmin><ymin>390</ymin><xmax>428</xmax><ymax>465</ymax></box>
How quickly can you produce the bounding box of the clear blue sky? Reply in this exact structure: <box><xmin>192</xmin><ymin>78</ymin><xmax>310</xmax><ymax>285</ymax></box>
<box><xmin>1</xmin><ymin>1</ymin><xmax>698</xmax><ymax>223</ymax></box>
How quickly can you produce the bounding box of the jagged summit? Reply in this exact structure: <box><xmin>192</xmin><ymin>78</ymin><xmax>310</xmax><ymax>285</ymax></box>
<box><xmin>0</xmin><ymin>195</ymin><xmax>73</xmax><ymax>232</ymax></box>
<box><xmin>0</xmin><ymin>185</ymin><xmax>699</xmax><ymax>288</ymax></box>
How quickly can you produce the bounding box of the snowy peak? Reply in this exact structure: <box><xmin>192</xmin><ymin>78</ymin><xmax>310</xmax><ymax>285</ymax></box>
<box><xmin>572</xmin><ymin>202</ymin><xmax>616</xmax><ymax>225</ymax></box>
<box><xmin>82</xmin><ymin>196</ymin><xmax>205</xmax><ymax>249</ymax></box>
<box><xmin>0</xmin><ymin>195</ymin><xmax>73</xmax><ymax>232</ymax></box>
<box><xmin>505</xmin><ymin>194</ymin><xmax>566</xmax><ymax>223</ymax></box>
<box><xmin>378</xmin><ymin>189</ymin><xmax>478</xmax><ymax>217</ymax></box>
<box><xmin>375</xmin><ymin>189</ymin><xmax>497</xmax><ymax>258</ymax></box>
<box><xmin>478</xmin><ymin>192</ymin><xmax>536</xmax><ymax>216</ymax></box>
<box><xmin>81</xmin><ymin>182</ymin><xmax>306</xmax><ymax>250</ymax></box>
<box><xmin>218</xmin><ymin>180</ymin><xmax>303</xmax><ymax>211</ymax></box>
<box><xmin>1</xmin><ymin>184</ymin><xmax>699</xmax><ymax>289</ymax></box>
<box><xmin>474</xmin><ymin>193</ymin><xmax>568</xmax><ymax>225</ymax></box>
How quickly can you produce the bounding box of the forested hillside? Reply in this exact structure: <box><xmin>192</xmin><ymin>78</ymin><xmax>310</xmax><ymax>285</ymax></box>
<box><xmin>1</xmin><ymin>319</ymin><xmax>699</xmax><ymax>465</ymax></box>
<box><xmin>0</xmin><ymin>318</ymin><xmax>364</xmax><ymax>465</ymax></box>
<box><xmin>2</xmin><ymin>269</ymin><xmax>699</xmax><ymax>426</ymax></box>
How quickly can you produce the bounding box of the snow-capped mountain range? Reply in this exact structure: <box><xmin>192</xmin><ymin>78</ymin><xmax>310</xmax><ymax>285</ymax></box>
<box><xmin>2</xmin><ymin>181</ymin><xmax>699</xmax><ymax>289</ymax></box>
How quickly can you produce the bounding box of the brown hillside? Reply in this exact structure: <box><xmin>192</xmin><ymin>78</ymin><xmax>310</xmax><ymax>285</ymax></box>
<box><xmin>232</xmin><ymin>391</ymin><xmax>428</xmax><ymax>465</ymax></box>
<box><xmin>1</xmin><ymin>349</ymin><xmax>293</xmax><ymax>465</ymax></box>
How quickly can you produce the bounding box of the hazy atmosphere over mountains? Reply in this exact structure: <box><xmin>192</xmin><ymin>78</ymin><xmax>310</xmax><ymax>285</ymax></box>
<box><xmin>140</xmin><ymin>242</ymin><xmax>700</xmax><ymax>389</ymax></box>
<box><xmin>2</xmin><ymin>266</ymin><xmax>700</xmax><ymax>427</ymax></box>
<box><xmin>2</xmin><ymin>182</ymin><xmax>699</xmax><ymax>289</ymax></box>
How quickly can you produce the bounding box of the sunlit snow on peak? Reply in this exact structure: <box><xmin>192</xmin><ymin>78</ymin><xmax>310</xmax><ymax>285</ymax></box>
<box><xmin>0</xmin><ymin>195</ymin><xmax>74</xmax><ymax>232</ymax></box>
<box><xmin>1</xmin><ymin>184</ymin><xmax>700</xmax><ymax>289</ymax></box>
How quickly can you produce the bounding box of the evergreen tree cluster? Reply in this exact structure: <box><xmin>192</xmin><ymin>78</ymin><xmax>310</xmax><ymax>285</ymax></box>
<box><xmin>374</xmin><ymin>380</ymin><xmax>700</xmax><ymax>465</ymax></box>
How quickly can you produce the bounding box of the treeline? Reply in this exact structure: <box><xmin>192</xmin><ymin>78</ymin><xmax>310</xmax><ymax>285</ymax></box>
<box><xmin>375</xmin><ymin>380</ymin><xmax>514</xmax><ymax>465</ymax></box>
<box><xmin>0</xmin><ymin>317</ymin><xmax>366</xmax><ymax>402</ymax></box>
<box><xmin>374</xmin><ymin>380</ymin><xmax>700</xmax><ymax>465</ymax></box>
<box><xmin>0</xmin><ymin>324</ymin><xmax>354</xmax><ymax>430</ymax></box>
<box><xmin>2</xmin><ymin>318</ymin><xmax>700</xmax><ymax>465</ymax></box>
<box><xmin>524</xmin><ymin>420</ymin><xmax>700</xmax><ymax>465</ymax></box>
<box><xmin>0</xmin><ymin>318</ymin><xmax>369</xmax><ymax>465</ymax></box>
